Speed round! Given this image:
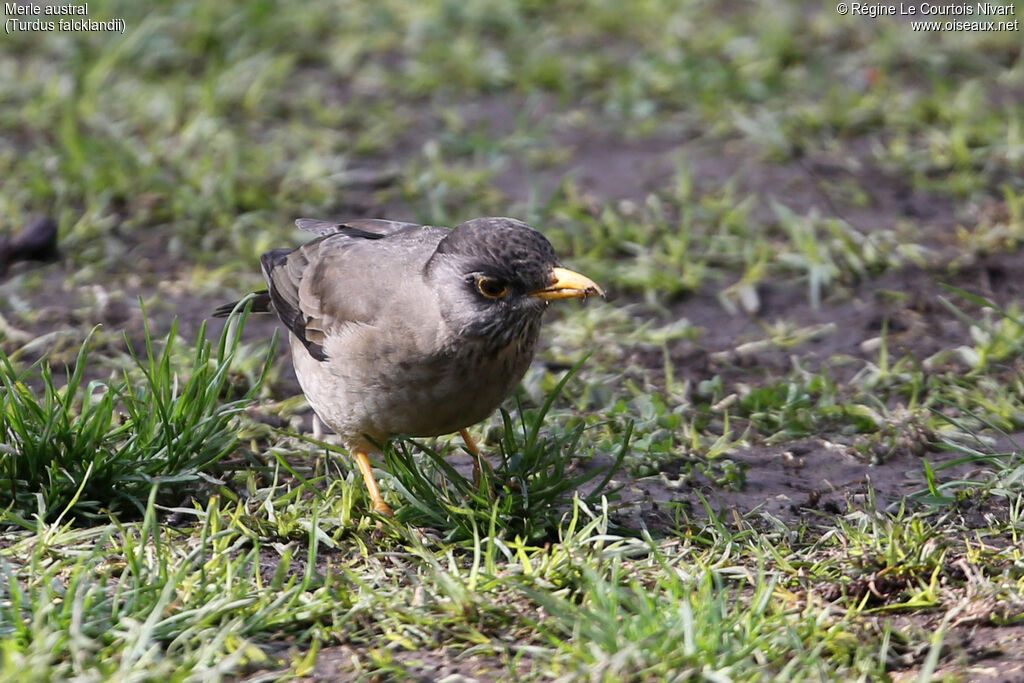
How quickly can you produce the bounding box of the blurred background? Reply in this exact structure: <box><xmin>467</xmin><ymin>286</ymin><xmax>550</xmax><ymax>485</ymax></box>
<box><xmin>3</xmin><ymin>0</ymin><xmax>1019</xmax><ymax>319</ymax></box>
<box><xmin>1</xmin><ymin>0</ymin><xmax>1022</xmax><ymax>457</ymax></box>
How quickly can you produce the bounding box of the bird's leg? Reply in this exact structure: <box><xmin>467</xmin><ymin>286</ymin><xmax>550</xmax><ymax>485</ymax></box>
<box><xmin>353</xmin><ymin>451</ymin><xmax>393</xmax><ymax>516</ymax></box>
<box><xmin>460</xmin><ymin>428</ymin><xmax>494</xmax><ymax>491</ymax></box>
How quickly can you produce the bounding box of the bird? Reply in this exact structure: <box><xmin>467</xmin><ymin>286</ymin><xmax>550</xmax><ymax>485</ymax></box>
<box><xmin>215</xmin><ymin>216</ymin><xmax>603</xmax><ymax>516</ymax></box>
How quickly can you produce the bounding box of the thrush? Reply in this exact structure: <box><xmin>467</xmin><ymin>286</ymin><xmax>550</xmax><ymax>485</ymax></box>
<box><xmin>215</xmin><ymin>217</ymin><xmax>603</xmax><ymax>515</ymax></box>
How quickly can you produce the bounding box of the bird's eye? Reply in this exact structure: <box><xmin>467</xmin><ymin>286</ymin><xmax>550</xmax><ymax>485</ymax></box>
<box><xmin>476</xmin><ymin>277</ymin><xmax>509</xmax><ymax>299</ymax></box>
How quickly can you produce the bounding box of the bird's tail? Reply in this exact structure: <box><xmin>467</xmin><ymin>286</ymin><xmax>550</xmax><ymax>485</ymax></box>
<box><xmin>212</xmin><ymin>290</ymin><xmax>272</xmax><ymax>318</ymax></box>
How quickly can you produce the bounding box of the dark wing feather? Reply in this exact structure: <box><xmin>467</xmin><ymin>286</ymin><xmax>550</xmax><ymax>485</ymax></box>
<box><xmin>260</xmin><ymin>245</ymin><xmax>329</xmax><ymax>361</ymax></box>
<box><xmin>212</xmin><ymin>291</ymin><xmax>271</xmax><ymax>318</ymax></box>
<box><xmin>295</xmin><ymin>218</ymin><xmax>421</xmax><ymax>238</ymax></box>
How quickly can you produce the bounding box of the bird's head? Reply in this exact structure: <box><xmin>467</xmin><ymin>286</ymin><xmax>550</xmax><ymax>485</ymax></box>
<box><xmin>426</xmin><ymin>217</ymin><xmax>603</xmax><ymax>348</ymax></box>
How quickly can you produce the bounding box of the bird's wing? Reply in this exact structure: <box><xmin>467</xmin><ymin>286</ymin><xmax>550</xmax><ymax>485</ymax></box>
<box><xmin>295</xmin><ymin>218</ymin><xmax>422</xmax><ymax>237</ymax></box>
<box><xmin>262</xmin><ymin>220</ymin><xmax>441</xmax><ymax>362</ymax></box>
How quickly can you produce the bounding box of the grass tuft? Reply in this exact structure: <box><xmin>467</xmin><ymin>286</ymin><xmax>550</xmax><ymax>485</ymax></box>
<box><xmin>0</xmin><ymin>312</ymin><xmax>273</xmax><ymax>525</ymax></box>
<box><xmin>384</xmin><ymin>356</ymin><xmax>630</xmax><ymax>542</ymax></box>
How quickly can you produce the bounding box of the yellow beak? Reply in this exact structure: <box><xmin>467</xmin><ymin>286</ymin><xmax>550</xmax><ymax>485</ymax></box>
<box><xmin>529</xmin><ymin>267</ymin><xmax>605</xmax><ymax>301</ymax></box>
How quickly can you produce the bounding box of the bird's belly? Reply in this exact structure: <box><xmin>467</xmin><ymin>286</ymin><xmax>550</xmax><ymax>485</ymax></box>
<box><xmin>290</xmin><ymin>333</ymin><xmax>533</xmax><ymax>448</ymax></box>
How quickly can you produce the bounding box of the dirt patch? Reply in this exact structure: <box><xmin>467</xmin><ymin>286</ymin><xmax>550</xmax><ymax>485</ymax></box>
<box><xmin>306</xmin><ymin>644</ymin><xmax>524</xmax><ymax>682</ymax></box>
<box><xmin>663</xmin><ymin>249</ymin><xmax>1024</xmax><ymax>387</ymax></box>
<box><xmin>616</xmin><ymin>439</ymin><xmax>989</xmax><ymax>531</ymax></box>
<box><xmin>892</xmin><ymin>623</ymin><xmax>1024</xmax><ymax>683</ymax></box>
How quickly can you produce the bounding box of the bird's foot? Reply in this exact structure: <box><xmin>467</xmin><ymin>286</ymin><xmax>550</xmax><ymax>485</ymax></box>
<box><xmin>354</xmin><ymin>450</ymin><xmax>395</xmax><ymax>518</ymax></box>
<box><xmin>372</xmin><ymin>499</ymin><xmax>394</xmax><ymax>517</ymax></box>
<box><xmin>461</xmin><ymin>428</ymin><xmax>496</xmax><ymax>496</ymax></box>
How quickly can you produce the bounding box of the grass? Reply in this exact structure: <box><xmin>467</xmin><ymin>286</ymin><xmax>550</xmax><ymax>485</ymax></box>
<box><xmin>5</xmin><ymin>485</ymin><xmax>1020</xmax><ymax>679</ymax></box>
<box><xmin>385</xmin><ymin>358</ymin><xmax>631</xmax><ymax>542</ymax></box>
<box><xmin>2</xmin><ymin>0</ymin><xmax>1024</xmax><ymax>678</ymax></box>
<box><xmin>0</xmin><ymin>313</ymin><xmax>272</xmax><ymax>524</ymax></box>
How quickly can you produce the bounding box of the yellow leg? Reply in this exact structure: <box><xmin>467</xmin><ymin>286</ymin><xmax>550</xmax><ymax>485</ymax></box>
<box><xmin>460</xmin><ymin>428</ymin><xmax>493</xmax><ymax>488</ymax></box>
<box><xmin>353</xmin><ymin>451</ymin><xmax>393</xmax><ymax>516</ymax></box>
<box><xmin>459</xmin><ymin>428</ymin><xmax>481</xmax><ymax>457</ymax></box>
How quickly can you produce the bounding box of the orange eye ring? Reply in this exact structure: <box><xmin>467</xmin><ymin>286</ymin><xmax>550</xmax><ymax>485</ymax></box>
<box><xmin>477</xmin><ymin>277</ymin><xmax>509</xmax><ymax>299</ymax></box>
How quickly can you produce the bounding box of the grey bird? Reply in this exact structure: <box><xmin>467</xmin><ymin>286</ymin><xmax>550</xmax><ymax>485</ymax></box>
<box><xmin>215</xmin><ymin>217</ymin><xmax>603</xmax><ymax>515</ymax></box>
